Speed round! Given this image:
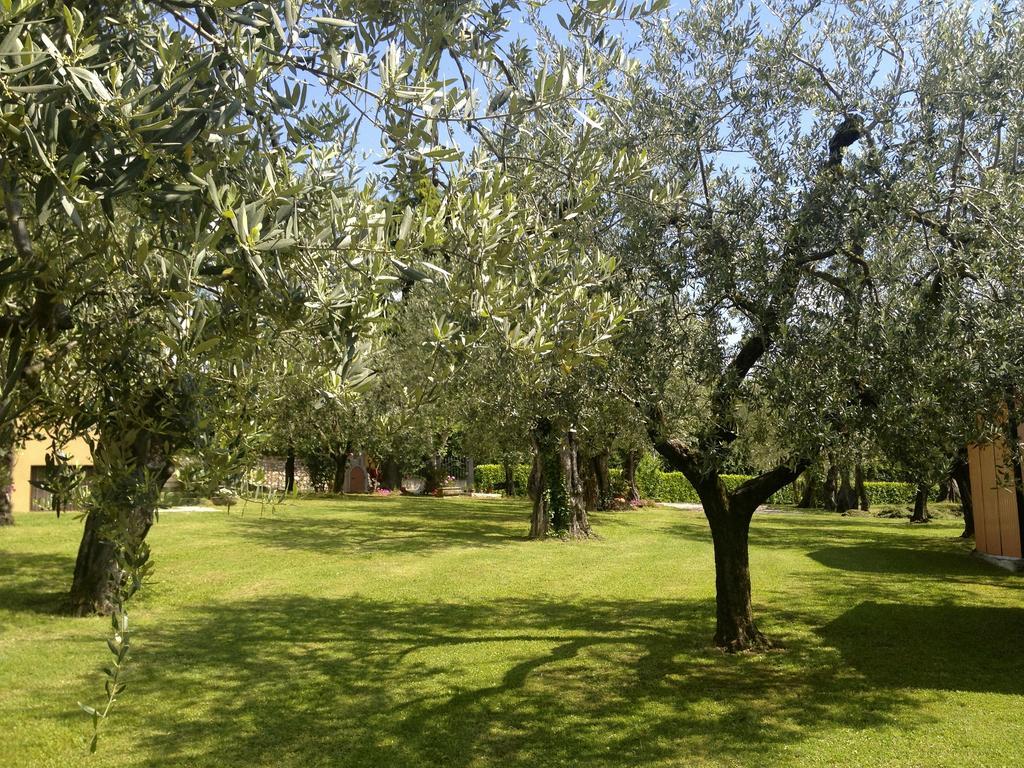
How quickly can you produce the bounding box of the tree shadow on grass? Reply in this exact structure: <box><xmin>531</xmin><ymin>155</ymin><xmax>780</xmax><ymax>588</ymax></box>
<box><xmin>818</xmin><ymin>601</ymin><xmax>1024</xmax><ymax>695</ymax></box>
<box><xmin>233</xmin><ymin>498</ymin><xmax>663</xmax><ymax>557</ymax></box>
<box><xmin>0</xmin><ymin>550</ymin><xmax>75</xmax><ymax>620</ymax></box>
<box><xmin>662</xmin><ymin>512</ymin><xmax>893</xmax><ymax>549</ymax></box>
<box><xmin>665</xmin><ymin>513</ymin><xmax>1013</xmax><ymax>588</ymax></box>
<box><xmin>806</xmin><ymin>541</ymin><xmax>1024</xmax><ymax>604</ymax></box>
<box><xmin>230</xmin><ymin>497</ymin><xmax>534</xmax><ymax>556</ymax></box>
<box><xmin>665</xmin><ymin>510</ymin><xmax>965</xmax><ymax>548</ymax></box>
<box><xmin>122</xmin><ymin>595</ymin><xmax>930</xmax><ymax>768</ymax></box>
<box><xmin>808</xmin><ymin>544</ymin><xmax>993</xmax><ymax>577</ymax></box>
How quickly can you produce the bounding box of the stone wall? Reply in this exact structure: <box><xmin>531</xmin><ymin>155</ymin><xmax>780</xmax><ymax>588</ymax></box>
<box><xmin>256</xmin><ymin>456</ymin><xmax>313</xmax><ymax>492</ymax></box>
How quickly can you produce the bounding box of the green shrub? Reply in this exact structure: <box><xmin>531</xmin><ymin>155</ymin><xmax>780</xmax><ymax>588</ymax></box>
<box><xmin>654</xmin><ymin>472</ymin><xmax>697</xmax><ymax>503</ymax></box>
<box><xmin>473</xmin><ymin>464</ymin><xmax>503</xmax><ymax>492</ymax></box>
<box><xmin>473</xmin><ymin>464</ymin><xmax>531</xmax><ymax>495</ymax></box>
<box><xmin>720</xmin><ymin>475</ymin><xmax>746</xmax><ymax>495</ymax></box>
<box><xmin>632</xmin><ymin>459</ymin><xmax>799</xmax><ymax>505</ymax></box>
<box><xmin>475</xmin><ymin>455</ymin><xmax>836</xmax><ymax>507</ymax></box>
<box><xmin>647</xmin><ymin>473</ymin><xmax>913</xmax><ymax>507</ymax></box>
<box><xmin>303</xmin><ymin>453</ymin><xmax>333</xmax><ymax>493</ymax></box>
<box><xmin>635</xmin><ymin>453</ymin><xmax>662</xmax><ymax>500</ymax></box>
<box><xmin>608</xmin><ymin>468</ymin><xmax>626</xmax><ymax>497</ymax></box>
<box><xmin>863</xmin><ymin>481</ymin><xmax>918</xmax><ymax>505</ymax></box>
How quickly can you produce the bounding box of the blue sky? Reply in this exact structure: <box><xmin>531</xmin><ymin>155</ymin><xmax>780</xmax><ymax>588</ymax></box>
<box><xmin>300</xmin><ymin>1</ymin><xmax>645</xmax><ymax>176</ymax></box>
<box><xmin>280</xmin><ymin>0</ymin><xmax>954</xmax><ymax>185</ymax></box>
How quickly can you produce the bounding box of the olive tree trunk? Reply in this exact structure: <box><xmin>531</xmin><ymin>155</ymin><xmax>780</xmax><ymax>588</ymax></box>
<box><xmin>70</xmin><ymin>511</ymin><xmax>125</xmax><ymax>617</ymax></box>
<box><xmin>909</xmin><ymin>483</ymin><xmax>930</xmax><ymax>523</ymax></box>
<box><xmin>822</xmin><ymin>462</ymin><xmax>839</xmax><ymax>511</ymax></box>
<box><xmin>591</xmin><ymin>449</ymin><xmax>612</xmax><ymax>511</ymax></box>
<box><xmin>284</xmin><ymin>445</ymin><xmax>295</xmax><ymax>493</ymax></box>
<box><xmin>582</xmin><ymin>452</ymin><xmax>598</xmax><ymax>511</ymax></box>
<box><xmin>854</xmin><ymin>463</ymin><xmax>870</xmax><ymax>511</ymax></box>
<box><xmin>950</xmin><ymin>451</ymin><xmax>973</xmax><ymax>538</ymax></box>
<box><xmin>835</xmin><ymin>465</ymin><xmax>856</xmax><ymax>512</ymax></box>
<box><xmin>0</xmin><ymin>448</ymin><xmax>13</xmax><ymax>526</ymax></box>
<box><xmin>581</xmin><ymin>448</ymin><xmax>612</xmax><ymax>511</ymax></box>
<box><xmin>68</xmin><ymin>429</ymin><xmax>175</xmax><ymax>617</ymax></box>
<box><xmin>706</xmin><ymin>499</ymin><xmax>763</xmax><ymax>650</ymax></box>
<box><xmin>561</xmin><ymin>431</ymin><xmax>591</xmax><ymax>537</ymax></box>
<box><xmin>421</xmin><ymin>454</ymin><xmax>443</xmax><ymax>494</ymax></box>
<box><xmin>654</xmin><ymin>436</ymin><xmax>804</xmax><ymax>651</ymax></box>
<box><xmin>797</xmin><ymin>470</ymin><xmax>817</xmax><ymax>508</ymax></box>
<box><xmin>502</xmin><ymin>458</ymin><xmax>515</xmax><ymax>496</ymax></box>
<box><xmin>623</xmin><ymin>449</ymin><xmax>640</xmax><ymax>504</ymax></box>
<box><xmin>380</xmin><ymin>456</ymin><xmax>401</xmax><ymax>490</ymax></box>
<box><xmin>331</xmin><ymin>451</ymin><xmax>348</xmax><ymax>494</ymax></box>
<box><xmin>939</xmin><ymin>478</ymin><xmax>958</xmax><ymax>502</ymax></box>
<box><xmin>528</xmin><ymin>420</ymin><xmax>591</xmax><ymax>539</ymax></box>
<box><xmin>528</xmin><ymin>430</ymin><xmax>548</xmax><ymax>539</ymax></box>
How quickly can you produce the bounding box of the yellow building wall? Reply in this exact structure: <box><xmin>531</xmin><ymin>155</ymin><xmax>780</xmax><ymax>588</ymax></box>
<box><xmin>11</xmin><ymin>436</ymin><xmax>93</xmax><ymax>513</ymax></box>
<box><xmin>967</xmin><ymin>423</ymin><xmax>1024</xmax><ymax>560</ymax></box>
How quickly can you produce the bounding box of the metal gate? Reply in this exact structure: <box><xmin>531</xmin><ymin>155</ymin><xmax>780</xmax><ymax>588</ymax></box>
<box><xmin>436</xmin><ymin>455</ymin><xmax>474</xmax><ymax>490</ymax></box>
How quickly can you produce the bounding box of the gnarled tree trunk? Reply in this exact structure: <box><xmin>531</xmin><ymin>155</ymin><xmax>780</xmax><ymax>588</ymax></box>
<box><xmin>502</xmin><ymin>458</ymin><xmax>515</xmax><ymax>497</ymax></box>
<box><xmin>705</xmin><ymin>497</ymin><xmax>764</xmax><ymax>651</ymax></box>
<box><xmin>0</xmin><ymin>447</ymin><xmax>13</xmax><ymax>526</ymax></box>
<box><xmin>562</xmin><ymin>430</ymin><xmax>591</xmax><ymax>538</ymax></box>
<box><xmin>623</xmin><ymin>449</ymin><xmax>640</xmax><ymax>504</ymax></box>
<box><xmin>950</xmin><ymin>452</ymin><xmax>973</xmax><ymax>538</ymax></box>
<box><xmin>70</xmin><ymin>511</ymin><xmax>124</xmax><ymax>616</ymax></box>
<box><xmin>582</xmin><ymin>452</ymin><xmax>599</xmax><ymax>511</ymax></box>
<box><xmin>654</xmin><ymin>436</ymin><xmax>804</xmax><ymax>651</ymax></box>
<box><xmin>380</xmin><ymin>456</ymin><xmax>401</xmax><ymax>490</ymax></box>
<box><xmin>69</xmin><ymin>426</ymin><xmax>175</xmax><ymax>617</ymax></box>
<box><xmin>910</xmin><ymin>483</ymin><xmax>930</xmax><ymax>523</ymax></box>
<box><xmin>939</xmin><ymin>477</ymin><xmax>959</xmax><ymax>502</ymax></box>
<box><xmin>835</xmin><ymin>465</ymin><xmax>856</xmax><ymax>512</ymax></box>
<box><xmin>421</xmin><ymin>453</ymin><xmax>443</xmax><ymax>495</ymax></box>
<box><xmin>591</xmin><ymin>449</ymin><xmax>612</xmax><ymax>511</ymax></box>
<box><xmin>854</xmin><ymin>463</ymin><xmax>870</xmax><ymax>511</ymax></box>
<box><xmin>822</xmin><ymin>461</ymin><xmax>839</xmax><ymax>511</ymax></box>
<box><xmin>528</xmin><ymin>428</ymin><xmax>548</xmax><ymax>539</ymax></box>
<box><xmin>528</xmin><ymin>420</ymin><xmax>591</xmax><ymax>539</ymax></box>
<box><xmin>284</xmin><ymin>445</ymin><xmax>295</xmax><ymax>493</ymax></box>
<box><xmin>797</xmin><ymin>470</ymin><xmax>817</xmax><ymax>508</ymax></box>
<box><xmin>331</xmin><ymin>448</ymin><xmax>349</xmax><ymax>494</ymax></box>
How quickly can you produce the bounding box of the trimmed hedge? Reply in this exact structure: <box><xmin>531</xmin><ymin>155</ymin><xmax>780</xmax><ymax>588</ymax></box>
<box><xmin>475</xmin><ymin>464</ymin><xmax>628</xmax><ymax>498</ymax></box>
<box><xmin>652</xmin><ymin>472</ymin><xmax>794</xmax><ymax>505</ymax></box>
<box><xmin>475</xmin><ymin>459</ymin><xmax>917</xmax><ymax>508</ymax></box>
<box><xmin>646</xmin><ymin>471</ymin><xmax>915</xmax><ymax>507</ymax></box>
<box><xmin>635</xmin><ymin>453</ymin><xmax>662</xmax><ymax>500</ymax></box>
<box><xmin>476</xmin><ymin>461</ymin><xmax>795</xmax><ymax>504</ymax></box>
<box><xmin>862</xmin><ymin>481</ymin><xmax>918</xmax><ymax>506</ymax></box>
<box><xmin>474</xmin><ymin>464</ymin><xmax>531</xmax><ymax>495</ymax></box>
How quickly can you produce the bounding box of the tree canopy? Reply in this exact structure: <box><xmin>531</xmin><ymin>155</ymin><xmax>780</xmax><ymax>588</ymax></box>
<box><xmin>2</xmin><ymin>0</ymin><xmax>1023</xmax><ymax>746</ymax></box>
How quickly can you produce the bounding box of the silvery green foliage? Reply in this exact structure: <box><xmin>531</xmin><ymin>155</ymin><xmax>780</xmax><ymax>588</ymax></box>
<box><xmin>0</xmin><ymin>0</ymin><xmax>668</xmax><ymax>747</ymax></box>
<box><xmin>612</xmin><ymin>0</ymin><xmax>1023</xmax><ymax>480</ymax></box>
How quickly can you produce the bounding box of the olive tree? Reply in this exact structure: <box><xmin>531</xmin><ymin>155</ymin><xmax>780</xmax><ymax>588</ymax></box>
<box><xmin>611</xmin><ymin>0</ymin><xmax>1024</xmax><ymax>649</ymax></box>
<box><xmin>2</xmin><ymin>0</ymin><xmax>651</xmax><ymax>744</ymax></box>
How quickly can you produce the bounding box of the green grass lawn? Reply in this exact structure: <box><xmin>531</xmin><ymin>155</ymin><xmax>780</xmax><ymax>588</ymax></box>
<box><xmin>2</xmin><ymin>497</ymin><xmax>1022</xmax><ymax>768</ymax></box>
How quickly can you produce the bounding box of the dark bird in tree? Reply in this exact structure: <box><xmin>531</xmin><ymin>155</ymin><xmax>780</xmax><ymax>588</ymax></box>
<box><xmin>851</xmin><ymin>378</ymin><xmax>879</xmax><ymax>409</ymax></box>
<box><xmin>828</xmin><ymin>114</ymin><xmax>865</xmax><ymax>166</ymax></box>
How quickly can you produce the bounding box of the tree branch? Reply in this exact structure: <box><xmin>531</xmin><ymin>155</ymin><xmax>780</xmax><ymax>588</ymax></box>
<box><xmin>730</xmin><ymin>459</ymin><xmax>810</xmax><ymax>513</ymax></box>
<box><xmin>644</xmin><ymin>401</ymin><xmax>704</xmax><ymax>481</ymax></box>
<box><xmin>701</xmin><ymin>332</ymin><xmax>768</xmax><ymax>452</ymax></box>
<box><xmin>2</xmin><ymin>170</ymin><xmax>35</xmax><ymax>263</ymax></box>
